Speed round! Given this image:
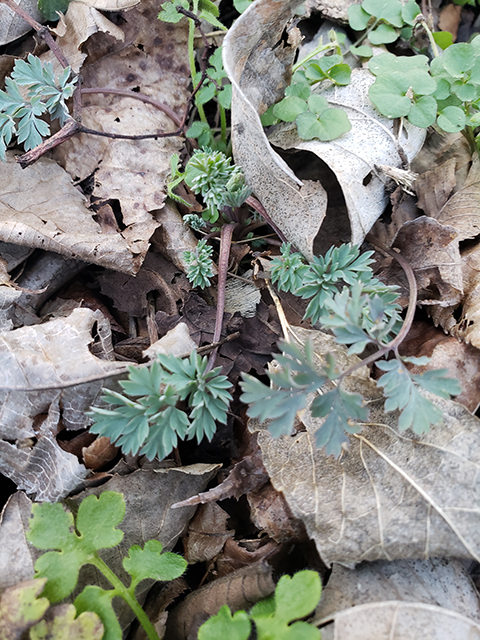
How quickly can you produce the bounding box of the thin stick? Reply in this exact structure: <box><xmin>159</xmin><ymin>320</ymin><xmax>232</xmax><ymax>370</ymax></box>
<box><xmin>207</xmin><ymin>222</ymin><xmax>235</xmax><ymax>372</ymax></box>
<box><xmin>81</xmin><ymin>87</ymin><xmax>182</xmax><ymax>127</ymax></box>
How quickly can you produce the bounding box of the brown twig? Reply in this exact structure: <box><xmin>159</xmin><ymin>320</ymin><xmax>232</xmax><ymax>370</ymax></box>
<box><xmin>81</xmin><ymin>87</ymin><xmax>182</xmax><ymax>127</ymax></box>
<box><xmin>246</xmin><ymin>196</ymin><xmax>290</xmax><ymax>246</ymax></box>
<box><xmin>338</xmin><ymin>233</ymin><xmax>418</xmax><ymax>382</ymax></box>
<box><xmin>207</xmin><ymin>222</ymin><xmax>235</xmax><ymax>372</ymax></box>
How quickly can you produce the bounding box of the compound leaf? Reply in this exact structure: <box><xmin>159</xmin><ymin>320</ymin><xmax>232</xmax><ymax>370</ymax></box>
<box><xmin>74</xmin><ymin>587</ymin><xmax>120</xmax><ymax>640</ymax></box>
<box><xmin>75</xmin><ymin>492</ymin><xmax>125</xmax><ymax>552</ymax></box>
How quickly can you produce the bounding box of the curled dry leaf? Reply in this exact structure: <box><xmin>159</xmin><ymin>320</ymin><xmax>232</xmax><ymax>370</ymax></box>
<box><xmin>183</xmin><ymin>502</ymin><xmax>234</xmax><ymax>564</ymax></box>
<box><xmin>165</xmin><ymin>561</ymin><xmax>275</xmax><ymax>640</ymax></box>
<box><xmin>315</xmin><ymin>558</ymin><xmax>480</xmax><ymax>627</ymax></box>
<box><xmin>249</xmin><ymin>327</ymin><xmax>480</xmax><ymax>568</ymax></box>
<box><xmin>42</xmin><ymin>0</ymin><xmax>124</xmax><ymax>74</ymax></box>
<box><xmin>0</xmin><ymin>154</ymin><xmax>141</xmax><ymax>275</ymax></box>
<box><xmin>223</xmin><ymin>0</ymin><xmax>327</xmax><ymax>261</ymax></box>
<box><xmin>0</xmin><ymin>0</ymin><xmax>43</xmax><ymax>46</ymax></box>
<box><xmin>268</xmin><ymin>69</ymin><xmax>426</xmax><ymax>248</ymax></box>
<box><xmin>152</xmin><ymin>200</ymin><xmax>203</xmax><ymax>274</ymax></box>
<box><xmin>0</xmin><ymin>492</ymin><xmax>38</xmax><ymax>590</ymax></box>
<box><xmin>223</xmin><ymin>0</ymin><xmax>425</xmax><ymax>257</ymax></box>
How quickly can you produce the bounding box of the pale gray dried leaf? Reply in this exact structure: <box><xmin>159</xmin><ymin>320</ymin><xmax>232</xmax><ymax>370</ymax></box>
<box><xmin>315</xmin><ymin>559</ymin><xmax>480</xmax><ymax>626</ymax></box>
<box><xmin>268</xmin><ymin>69</ymin><xmax>426</xmax><ymax>246</ymax></box>
<box><xmin>250</xmin><ymin>327</ymin><xmax>480</xmax><ymax>567</ymax></box>
<box><xmin>183</xmin><ymin>502</ymin><xmax>234</xmax><ymax>564</ymax></box>
<box><xmin>0</xmin><ymin>154</ymin><xmax>142</xmax><ymax>275</ymax></box>
<box><xmin>143</xmin><ymin>323</ymin><xmax>196</xmax><ymax>361</ymax></box>
<box><xmin>224</xmin><ymin>275</ymin><xmax>260</xmax><ymax>318</ymax></box>
<box><xmin>67</xmin><ymin>462</ymin><xmax>220</xmax><ymax>633</ymax></box>
<box><xmin>304</xmin><ymin>0</ymin><xmax>355</xmax><ymax>22</ymax></box>
<box><xmin>223</xmin><ymin>0</ymin><xmax>327</xmax><ymax>261</ymax></box>
<box><xmin>330</xmin><ymin>601</ymin><xmax>480</xmax><ymax>640</ymax></box>
<box><xmin>0</xmin><ymin>0</ymin><xmax>43</xmax><ymax>46</ymax></box>
<box><xmin>0</xmin><ymin>492</ymin><xmax>37</xmax><ymax>590</ymax></box>
<box><xmin>0</xmin><ymin>307</ymin><xmax>125</xmax><ymax>440</ymax></box>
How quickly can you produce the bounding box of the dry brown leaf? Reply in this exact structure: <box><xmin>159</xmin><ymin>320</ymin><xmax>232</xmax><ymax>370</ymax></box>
<box><xmin>250</xmin><ymin>327</ymin><xmax>480</xmax><ymax>568</ymax></box>
<box><xmin>439</xmin><ymin>3</ymin><xmax>462</xmax><ymax>41</ymax></box>
<box><xmin>315</xmin><ymin>559</ymin><xmax>480</xmax><ymax>627</ymax></box>
<box><xmin>381</xmin><ymin>216</ymin><xmax>463</xmax><ymax>307</ymax></box>
<box><xmin>51</xmin><ymin>0</ymin><xmax>190</xmax><ymax>259</ymax></box>
<box><xmin>304</xmin><ymin>0</ymin><xmax>353</xmax><ymax>22</ymax></box>
<box><xmin>415</xmin><ymin>157</ymin><xmax>457</xmax><ymax>217</ymax></box>
<box><xmin>247</xmin><ymin>482</ymin><xmax>308</xmax><ymax>543</ymax></box>
<box><xmin>223</xmin><ymin>0</ymin><xmax>327</xmax><ymax>261</ymax></box>
<box><xmin>0</xmin><ymin>579</ymin><xmax>48</xmax><ymax>640</ymax></box>
<box><xmin>328</xmin><ymin>601</ymin><xmax>480</xmax><ymax>640</ymax></box>
<box><xmin>435</xmin><ymin>152</ymin><xmax>480</xmax><ymax>240</ymax></box>
<box><xmin>0</xmin><ymin>0</ymin><xmax>43</xmax><ymax>46</ymax></box>
<box><xmin>431</xmin><ymin>241</ymin><xmax>480</xmax><ymax>348</ymax></box>
<box><xmin>43</xmin><ymin>1</ymin><xmax>125</xmax><ymax>74</ymax></box>
<box><xmin>78</xmin><ymin>0</ymin><xmax>139</xmax><ymax>11</ymax></box>
<box><xmin>152</xmin><ymin>200</ymin><xmax>201</xmax><ymax>273</ymax></box>
<box><xmin>166</xmin><ymin>561</ymin><xmax>275</xmax><ymax>640</ymax></box>
<box><xmin>82</xmin><ymin>435</ymin><xmax>118</xmax><ymax>470</ymax></box>
<box><xmin>183</xmin><ymin>502</ymin><xmax>234</xmax><ymax>564</ymax></box>
<box><xmin>0</xmin><ymin>153</ymin><xmax>142</xmax><ymax>274</ymax></box>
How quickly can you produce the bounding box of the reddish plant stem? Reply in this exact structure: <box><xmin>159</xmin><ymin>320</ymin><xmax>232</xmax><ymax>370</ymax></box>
<box><xmin>207</xmin><ymin>222</ymin><xmax>235</xmax><ymax>372</ymax></box>
<box><xmin>81</xmin><ymin>87</ymin><xmax>182</xmax><ymax>127</ymax></box>
<box><xmin>245</xmin><ymin>196</ymin><xmax>290</xmax><ymax>246</ymax></box>
<box><xmin>0</xmin><ymin>0</ymin><xmax>69</xmax><ymax>69</ymax></box>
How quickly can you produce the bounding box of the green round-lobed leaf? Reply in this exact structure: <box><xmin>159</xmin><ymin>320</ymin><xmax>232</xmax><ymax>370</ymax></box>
<box><xmin>328</xmin><ymin>63</ymin><xmax>352</xmax><ymax>85</ymax></box>
<box><xmin>437</xmin><ymin>105</ymin><xmax>466</xmax><ymax>132</ymax></box>
<box><xmin>369</xmin><ymin>52</ymin><xmax>430</xmax><ymax>76</ymax></box>
<box><xmin>286</xmin><ymin>81</ymin><xmax>311</xmax><ymax>100</ymax></box>
<box><xmin>349</xmin><ymin>44</ymin><xmax>373</xmax><ymax>58</ymax></box>
<box><xmin>273</xmin><ymin>96</ymin><xmax>307</xmax><ymax>122</ymax></box>
<box><xmin>363</xmin><ymin>0</ymin><xmax>403</xmax><ymax>26</ymax></box>
<box><xmin>296</xmin><ymin>108</ymin><xmax>350</xmax><ymax>141</ymax></box>
<box><xmin>307</xmin><ymin>94</ymin><xmax>329</xmax><ymax>114</ymax></box>
<box><xmin>369</xmin><ymin>23</ymin><xmax>399</xmax><ymax>45</ymax></box>
<box><xmin>27</xmin><ymin>503</ymin><xmax>75</xmax><ymax>551</ymax></box>
<box><xmin>34</xmin><ymin>550</ymin><xmax>85</xmax><ymax>603</ymax></box>
<box><xmin>274</xmin><ymin>571</ymin><xmax>322</xmax><ymax>623</ymax></box>
<box><xmin>401</xmin><ymin>0</ymin><xmax>420</xmax><ymax>25</ymax></box>
<box><xmin>451</xmin><ymin>80</ymin><xmax>480</xmax><ymax>102</ymax></box>
<box><xmin>434</xmin><ymin>77</ymin><xmax>452</xmax><ymax>100</ymax></box>
<box><xmin>369</xmin><ymin>75</ymin><xmax>412</xmax><ymax>118</ymax></box>
<box><xmin>432</xmin><ymin>31</ymin><xmax>454</xmax><ymax>50</ymax></box>
<box><xmin>123</xmin><ymin>540</ymin><xmax>187</xmax><ymax>589</ymax></box>
<box><xmin>442</xmin><ymin>42</ymin><xmax>475</xmax><ymax>77</ymax></box>
<box><xmin>347</xmin><ymin>3</ymin><xmax>370</xmax><ymax>30</ymax></box>
<box><xmin>407</xmin><ymin>95</ymin><xmax>437</xmax><ymax>128</ymax></box>
<box><xmin>198</xmin><ymin>605</ymin><xmax>251</xmax><ymax>640</ymax></box>
<box><xmin>76</xmin><ymin>492</ymin><xmax>125</xmax><ymax>552</ymax></box>
<box><xmin>408</xmin><ymin>69</ymin><xmax>437</xmax><ymax>96</ymax></box>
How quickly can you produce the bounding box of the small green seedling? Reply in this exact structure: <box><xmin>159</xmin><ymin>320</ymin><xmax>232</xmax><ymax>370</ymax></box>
<box><xmin>241</xmin><ymin>243</ymin><xmax>461</xmax><ymax>456</ymax></box>
<box><xmin>348</xmin><ymin>0</ymin><xmax>420</xmax><ymax>51</ymax></box>
<box><xmin>89</xmin><ymin>351</ymin><xmax>232</xmax><ymax>460</ymax></box>
<box><xmin>198</xmin><ymin>570</ymin><xmax>322</xmax><ymax>640</ymax></box>
<box><xmin>26</xmin><ymin>491</ymin><xmax>187</xmax><ymax>640</ymax></box>
<box><xmin>0</xmin><ymin>54</ymin><xmax>76</xmax><ymax>159</ymax></box>
<box><xmin>184</xmin><ymin>238</ymin><xmax>215</xmax><ymax>288</ymax></box>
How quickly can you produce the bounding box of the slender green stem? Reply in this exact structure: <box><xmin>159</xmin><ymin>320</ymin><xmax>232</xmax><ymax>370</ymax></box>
<box><xmin>418</xmin><ymin>17</ymin><xmax>439</xmax><ymax>58</ymax></box>
<box><xmin>219</xmin><ymin>104</ymin><xmax>227</xmax><ymax>144</ymax></box>
<box><xmin>187</xmin><ymin>0</ymin><xmax>207</xmax><ymax>123</ymax></box>
<box><xmin>292</xmin><ymin>41</ymin><xmax>336</xmax><ymax>73</ymax></box>
<box><xmin>351</xmin><ymin>18</ymin><xmax>381</xmax><ymax>49</ymax></box>
<box><xmin>91</xmin><ymin>556</ymin><xmax>160</xmax><ymax>640</ymax></box>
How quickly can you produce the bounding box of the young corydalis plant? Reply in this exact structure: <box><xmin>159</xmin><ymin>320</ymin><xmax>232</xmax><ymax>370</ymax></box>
<box><xmin>240</xmin><ymin>243</ymin><xmax>461</xmax><ymax>457</ymax></box>
<box><xmin>89</xmin><ymin>351</ymin><xmax>232</xmax><ymax>460</ymax></box>
<box><xmin>26</xmin><ymin>491</ymin><xmax>187</xmax><ymax>640</ymax></box>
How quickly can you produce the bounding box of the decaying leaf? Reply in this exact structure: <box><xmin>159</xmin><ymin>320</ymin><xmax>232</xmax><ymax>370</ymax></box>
<box><xmin>223</xmin><ymin>0</ymin><xmax>327</xmax><ymax>261</ymax></box>
<box><xmin>0</xmin><ymin>0</ymin><xmax>43</xmax><ymax>46</ymax></box>
<box><xmin>430</xmin><ymin>242</ymin><xmax>480</xmax><ymax>348</ymax></box>
<box><xmin>223</xmin><ymin>0</ymin><xmax>425</xmax><ymax>258</ymax></box>
<box><xmin>51</xmin><ymin>0</ymin><xmax>191</xmax><ymax>260</ymax></box>
<box><xmin>315</xmin><ymin>558</ymin><xmax>480</xmax><ymax>627</ymax></box>
<box><xmin>30</xmin><ymin>604</ymin><xmax>104</xmax><ymax>640</ymax></box>
<box><xmin>0</xmin><ymin>154</ymin><xmax>142</xmax><ymax>275</ymax></box>
<box><xmin>378</xmin><ymin>216</ymin><xmax>463</xmax><ymax>308</ymax></box>
<box><xmin>183</xmin><ymin>502</ymin><xmax>234</xmax><ymax>564</ymax></box>
<box><xmin>250</xmin><ymin>327</ymin><xmax>480</xmax><ymax>568</ymax></box>
<box><xmin>153</xmin><ymin>200</ymin><xmax>202</xmax><ymax>273</ymax></box>
<box><xmin>415</xmin><ymin>157</ymin><xmax>457</xmax><ymax>217</ymax></box>
<box><xmin>42</xmin><ymin>0</ymin><xmax>125</xmax><ymax>74</ymax></box>
<box><xmin>0</xmin><ymin>579</ymin><xmax>48</xmax><ymax>640</ymax></box>
<box><xmin>165</xmin><ymin>561</ymin><xmax>275</xmax><ymax>640</ymax></box>
<box><xmin>0</xmin><ymin>492</ymin><xmax>38</xmax><ymax>591</ymax></box>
